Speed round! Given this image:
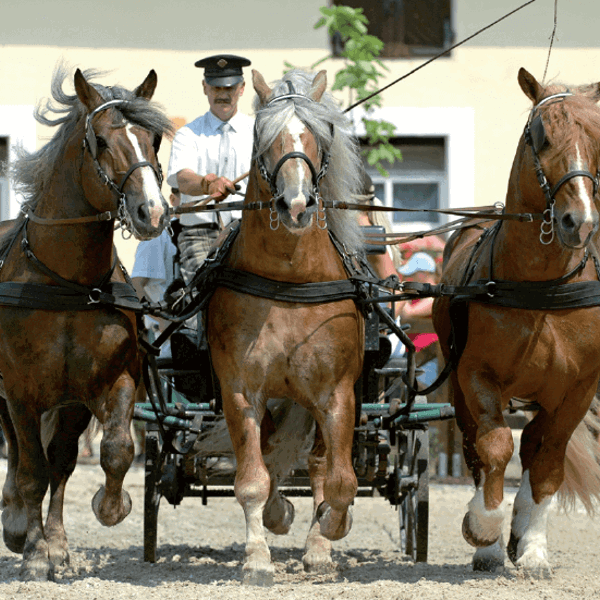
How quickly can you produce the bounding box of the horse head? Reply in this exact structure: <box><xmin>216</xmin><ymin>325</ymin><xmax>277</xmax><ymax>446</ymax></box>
<box><xmin>74</xmin><ymin>69</ymin><xmax>170</xmax><ymax>240</ymax></box>
<box><xmin>252</xmin><ymin>69</ymin><xmax>330</xmax><ymax>232</ymax></box>
<box><xmin>518</xmin><ymin>68</ymin><xmax>600</xmax><ymax>249</ymax></box>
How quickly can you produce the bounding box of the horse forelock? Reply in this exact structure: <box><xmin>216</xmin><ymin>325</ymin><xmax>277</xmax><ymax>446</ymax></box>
<box><xmin>534</xmin><ymin>88</ymin><xmax>600</xmax><ymax>168</ymax></box>
<box><xmin>252</xmin><ymin>69</ymin><xmax>364</xmax><ymax>253</ymax></box>
<box><xmin>12</xmin><ymin>63</ymin><xmax>173</xmax><ymax>211</ymax></box>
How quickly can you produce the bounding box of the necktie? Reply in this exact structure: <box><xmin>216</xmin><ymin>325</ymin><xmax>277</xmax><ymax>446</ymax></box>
<box><xmin>219</xmin><ymin>122</ymin><xmax>234</xmax><ymax>180</ymax></box>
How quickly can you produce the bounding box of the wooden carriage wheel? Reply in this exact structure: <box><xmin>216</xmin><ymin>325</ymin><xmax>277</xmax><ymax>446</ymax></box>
<box><xmin>143</xmin><ymin>426</ymin><xmax>164</xmax><ymax>563</ymax></box>
<box><xmin>398</xmin><ymin>426</ymin><xmax>429</xmax><ymax>562</ymax></box>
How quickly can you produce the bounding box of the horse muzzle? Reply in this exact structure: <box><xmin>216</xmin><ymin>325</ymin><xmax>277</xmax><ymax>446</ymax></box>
<box><xmin>556</xmin><ymin>207</ymin><xmax>599</xmax><ymax>249</ymax></box>
<box><xmin>125</xmin><ymin>193</ymin><xmax>169</xmax><ymax>240</ymax></box>
<box><xmin>275</xmin><ymin>192</ymin><xmax>318</xmax><ymax>231</ymax></box>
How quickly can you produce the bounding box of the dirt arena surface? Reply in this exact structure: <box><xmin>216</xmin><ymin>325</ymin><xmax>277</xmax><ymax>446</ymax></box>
<box><xmin>0</xmin><ymin>457</ymin><xmax>599</xmax><ymax>600</ymax></box>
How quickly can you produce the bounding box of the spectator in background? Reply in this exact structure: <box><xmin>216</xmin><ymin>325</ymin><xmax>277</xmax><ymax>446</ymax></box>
<box><xmin>131</xmin><ymin>188</ymin><xmax>180</xmax><ymax>358</ymax></box>
<box><xmin>129</xmin><ymin>188</ymin><xmax>180</xmax><ymax>464</ymax></box>
<box><xmin>396</xmin><ymin>251</ymin><xmax>440</xmax><ymax>386</ymax></box>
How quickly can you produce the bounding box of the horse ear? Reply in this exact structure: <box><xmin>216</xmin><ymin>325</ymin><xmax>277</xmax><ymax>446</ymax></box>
<box><xmin>74</xmin><ymin>68</ymin><xmax>104</xmax><ymax>112</ymax></box>
<box><xmin>518</xmin><ymin>68</ymin><xmax>543</xmax><ymax>103</ymax></box>
<box><xmin>252</xmin><ymin>70</ymin><xmax>272</xmax><ymax>105</ymax></box>
<box><xmin>309</xmin><ymin>70</ymin><xmax>327</xmax><ymax>102</ymax></box>
<box><xmin>135</xmin><ymin>70</ymin><xmax>158</xmax><ymax>100</ymax></box>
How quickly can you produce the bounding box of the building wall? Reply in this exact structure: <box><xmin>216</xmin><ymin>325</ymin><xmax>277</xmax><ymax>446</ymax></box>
<box><xmin>2</xmin><ymin>0</ymin><xmax>599</xmax><ymax>266</ymax></box>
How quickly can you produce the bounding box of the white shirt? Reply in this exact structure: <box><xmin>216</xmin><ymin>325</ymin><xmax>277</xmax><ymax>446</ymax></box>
<box><xmin>131</xmin><ymin>230</ymin><xmax>177</xmax><ymax>304</ymax></box>
<box><xmin>167</xmin><ymin>110</ymin><xmax>254</xmax><ymax>226</ymax></box>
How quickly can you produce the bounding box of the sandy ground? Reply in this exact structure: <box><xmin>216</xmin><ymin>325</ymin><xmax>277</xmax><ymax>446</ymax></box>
<box><xmin>1</xmin><ymin>450</ymin><xmax>599</xmax><ymax>600</ymax></box>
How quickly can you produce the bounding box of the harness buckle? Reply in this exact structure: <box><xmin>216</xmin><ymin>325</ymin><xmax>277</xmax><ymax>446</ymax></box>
<box><xmin>486</xmin><ymin>281</ymin><xmax>497</xmax><ymax>298</ymax></box>
<box><xmin>88</xmin><ymin>288</ymin><xmax>102</xmax><ymax>304</ymax></box>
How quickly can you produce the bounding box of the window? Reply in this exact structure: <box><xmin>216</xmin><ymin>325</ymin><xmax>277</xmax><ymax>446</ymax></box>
<box><xmin>332</xmin><ymin>0</ymin><xmax>453</xmax><ymax>58</ymax></box>
<box><xmin>364</xmin><ymin>137</ymin><xmax>447</xmax><ymax>231</ymax></box>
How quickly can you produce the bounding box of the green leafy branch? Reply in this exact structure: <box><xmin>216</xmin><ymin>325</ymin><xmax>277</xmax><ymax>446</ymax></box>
<box><xmin>313</xmin><ymin>5</ymin><xmax>402</xmax><ymax>176</ymax></box>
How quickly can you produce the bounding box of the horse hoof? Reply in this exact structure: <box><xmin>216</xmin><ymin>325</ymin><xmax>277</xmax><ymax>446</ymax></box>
<box><xmin>462</xmin><ymin>513</ymin><xmax>499</xmax><ymax>548</ymax></box>
<box><xmin>263</xmin><ymin>495</ymin><xmax>295</xmax><ymax>535</ymax></box>
<box><xmin>507</xmin><ymin>531</ymin><xmax>519</xmax><ymax>565</ymax></box>
<box><xmin>516</xmin><ymin>555</ymin><xmax>552</xmax><ymax>579</ymax></box>
<box><xmin>20</xmin><ymin>556</ymin><xmax>55</xmax><ymax>582</ymax></box>
<box><xmin>303</xmin><ymin>554</ymin><xmax>334</xmax><ymax>573</ymax></box>
<box><xmin>317</xmin><ymin>502</ymin><xmax>353</xmax><ymax>541</ymax></box>
<box><xmin>242</xmin><ymin>567</ymin><xmax>275</xmax><ymax>587</ymax></box>
<box><xmin>3</xmin><ymin>529</ymin><xmax>26</xmax><ymax>554</ymax></box>
<box><xmin>92</xmin><ymin>486</ymin><xmax>132</xmax><ymax>527</ymax></box>
<box><xmin>473</xmin><ymin>541</ymin><xmax>505</xmax><ymax>572</ymax></box>
<box><xmin>49</xmin><ymin>545</ymin><xmax>70</xmax><ymax>568</ymax></box>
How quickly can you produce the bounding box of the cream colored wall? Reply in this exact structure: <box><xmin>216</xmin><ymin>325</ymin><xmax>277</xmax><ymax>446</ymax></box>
<box><xmin>2</xmin><ymin>0</ymin><xmax>600</xmax><ymax>267</ymax></box>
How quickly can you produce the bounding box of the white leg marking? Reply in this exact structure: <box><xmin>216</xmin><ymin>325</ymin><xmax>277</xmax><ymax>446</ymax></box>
<box><xmin>126</xmin><ymin>125</ymin><xmax>165</xmax><ymax>227</ymax></box>
<box><xmin>473</xmin><ymin>535</ymin><xmax>506</xmax><ymax>571</ymax></box>
<box><xmin>511</xmin><ymin>469</ymin><xmax>534</xmax><ymax>540</ymax></box>
<box><xmin>467</xmin><ymin>473</ymin><xmax>506</xmax><ymax>542</ymax></box>
<box><xmin>515</xmin><ymin>496</ymin><xmax>553</xmax><ymax>576</ymax></box>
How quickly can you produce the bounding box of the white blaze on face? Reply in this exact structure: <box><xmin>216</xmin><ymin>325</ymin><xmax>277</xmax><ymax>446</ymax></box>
<box><xmin>126</xmin><ymin>124</ymin><xmax>165</xmax><ymax>228</ymax></box>
<box><xmin>574</xmin><ymin>143</ymin><xmax>594</xmax><ymax>223</ymax></box>
<box><xmin>284</xmin><ymin>115</ymin><xmax>309</xmax><ymax>221</ymax></box>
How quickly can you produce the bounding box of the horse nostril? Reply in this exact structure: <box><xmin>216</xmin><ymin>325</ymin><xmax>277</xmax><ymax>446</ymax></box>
<box><xmin>307</xmin><ymin>194</ymin><xmax>317</xmax><ymax>208</ymax></box>
<box><xmin>276</xmin><ymin>197</ymin><xmax>288</xmax><ymax>213</ymax></box>
<box><xmin>561</xmin><ymin>212</ymin><xmax>577</xmax><ymax>232</ymax></box>
<box><xmin>137</xmin><ymin>203</ymin><xmax>150</xmax><ymax>223</ymax></box>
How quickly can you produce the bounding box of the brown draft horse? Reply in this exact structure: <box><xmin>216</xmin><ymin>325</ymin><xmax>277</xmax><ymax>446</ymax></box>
<box><xmin>206</xmin><ymin>68</ymin><xmax>365</xmax><ymax>585</ymax></box>
<box><xmin>0</xmin><ymin>64</ymin><xmax>172</xmax><ymax>580</ymax></box>
<box><xmin>432</xmin><ymin>68</ymin><xmax>600</xmax><ymax>577</ymax></box>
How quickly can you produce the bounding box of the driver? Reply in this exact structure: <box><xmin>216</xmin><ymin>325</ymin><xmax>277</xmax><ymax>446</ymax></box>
<box><xmin>167</xmin><ymin>54</ymin><xmax>254</xmax><ymax>284</ymax></box>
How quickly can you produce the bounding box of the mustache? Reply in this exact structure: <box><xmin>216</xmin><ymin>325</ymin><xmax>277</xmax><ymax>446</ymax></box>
<box><xmin>215</xmin><ymin>97</ymin><xmax>232</xmax><ymax>104</ymax></box>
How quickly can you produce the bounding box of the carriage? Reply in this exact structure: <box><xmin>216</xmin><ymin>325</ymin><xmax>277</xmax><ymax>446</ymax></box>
<box><xmin>133</xmin><ymin>236</ymin><xmax>454</xmax><ymax>566</ymax></box>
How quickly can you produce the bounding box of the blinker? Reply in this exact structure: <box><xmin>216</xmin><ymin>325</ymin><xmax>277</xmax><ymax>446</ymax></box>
<box><xmin>529</xmin><ymin>114</ymin><xmax>547</xmax><ymax>155</ymax></box>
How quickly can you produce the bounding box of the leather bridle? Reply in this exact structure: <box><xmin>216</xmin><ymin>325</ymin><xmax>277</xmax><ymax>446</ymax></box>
<box><xmin>24</xmin><ymin>99</ymin><xmax>163</xmax><ymax>236</ymax></box>
<box><xmin>253</xmin><ymin>82</ymin><xmax>331</xmax><ymax>230</ymax></box>
<box><xmin>524</xmin><ymin>92</ymin><xmax>600</xmax><ymax>245</ymax></box>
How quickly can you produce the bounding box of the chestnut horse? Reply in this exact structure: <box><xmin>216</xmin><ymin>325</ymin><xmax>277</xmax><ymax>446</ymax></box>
<box><xmin>432</xmin><ymin>68</ymin><xmax>600</xmax><ymax>577</ymax></box>
<box><xmin>206</xmin><ymin>69</ymin><xmax>364</xmax><ymax>585</ymax></box>
<box><xmin>0</xmin><ymin>65</ymin><xmax>172</xmax><ymax>580</ymax></box>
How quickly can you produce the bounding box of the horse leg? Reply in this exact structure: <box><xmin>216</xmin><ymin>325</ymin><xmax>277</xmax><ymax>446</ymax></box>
<box><xmin>0</xmin><ymin>393</ymin><xmax>27</xmax><ymax>554</ymax></box>
<box><xmin>91</xmin><ymin>375</ymin><xmax>135</xmax><ymax>527</ymax></box>
<box><xmin>509</xmin><ymin>384</ymin><xmax>595</xmax><ymax>577</ymax></box>
<box><xmin>459</xmin><ymin>372</ymin><xmax>513</xmax><ymax>561</ymax></box>
<box><xmin>451</xmin><ymin>371</ymin><xmax>506</xmax><ymax>572</ymax></box>
<box><xmin>8</xmin><ymin>406</ymin><xmax>53</xmax><ymax>581</ymax></box>
<box><xmin>303</xmin><ymin>424</ymin><xmax>334</xmax><ymax>573</ymax></box>
<box><xmin>44</xmin><ymin>405</ymin><xmax>92</xmax><ymax>567</ymax></box>
<box><xmin>224</xmin><ymin>391</ymin><xmax>273</xmax><ymax>586</ymax></box>
<box><xmin>315</xmin><ymin>383</ymin><xmax>357</xmax><ymax>542</ymax></box>
<box><xmin>261</xmin><ymin>409</ymin><xmax>295</xmax><ymax>536</ymax></box>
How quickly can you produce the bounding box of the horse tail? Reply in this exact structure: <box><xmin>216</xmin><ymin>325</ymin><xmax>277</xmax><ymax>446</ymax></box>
<box><xmin>557</xmin><ymin>397</ymin><xmax>600</xmax><ymax>516</ymax></box>
<box><xmin>191</xmin><ymin>398</ymin><xmax>315</xmax><ymax>480</ymax></box>
<box><xmin>261</xmin><ymin>399</ymin><xmax>315</xmax><ymax>482</ymax></box>
<box><xmin>40</xmin><ymin>410</ymin><xmax>60</xmax><ymax>457</ymax></box>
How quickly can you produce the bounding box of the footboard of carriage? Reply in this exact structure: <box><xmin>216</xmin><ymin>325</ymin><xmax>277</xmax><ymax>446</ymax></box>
<box><xmin>134</xmin><ymin>318</ymin><xmax>455</xmax><ymax>565</ymax></box>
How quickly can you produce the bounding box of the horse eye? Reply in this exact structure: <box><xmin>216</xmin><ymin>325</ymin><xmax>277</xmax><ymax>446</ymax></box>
<box><xmin>96</xmin><ymin>135</ymin><xmax>108</xmax><ymax>152</ymax></box>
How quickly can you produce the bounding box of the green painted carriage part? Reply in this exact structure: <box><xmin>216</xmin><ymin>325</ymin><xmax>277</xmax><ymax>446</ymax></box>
<box><xmin>361</xmin><ymin>403</ymin><xmax>449</xmax><ymax>413</ymax></box>
<box><xmin>134</xmin><ymin>402</ymin><xmax>454</xmax><ymax>427</ymax></box>
<box><xmin>133</xmin><ymin>407</ymin><xmax>205</xmax><ymax>429</ymax></box>
<box><xmin>136</xmin><ymin>402</ymin><xmax>212</xmax><ymax>412</ymax></box>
